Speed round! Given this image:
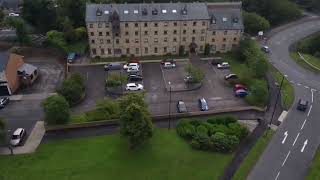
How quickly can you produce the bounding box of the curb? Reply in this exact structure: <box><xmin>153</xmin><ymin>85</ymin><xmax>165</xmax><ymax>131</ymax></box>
<box><xmin>297</xmin><ymin>52</ymin><xmax>320</xmax><ymax>71</ymax></box>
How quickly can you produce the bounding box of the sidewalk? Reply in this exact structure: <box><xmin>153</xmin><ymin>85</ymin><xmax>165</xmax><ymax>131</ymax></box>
<box><xmin>0</xmin><ymin>121</ymin><xmax>45</xmax><ymax>155</ymax></box>
<box><xmin>10</xmin><ymin>92</ymin><xmax>57</xmax><ymax>101</ymax></box>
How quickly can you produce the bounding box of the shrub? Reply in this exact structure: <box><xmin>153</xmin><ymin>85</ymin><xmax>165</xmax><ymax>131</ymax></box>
<box><xmin>43</xmin><ymin>95</ymin><xmax>70</xmax><ymax>125</ymax></box>
<box><xmin>176</xmin><ymin>119</ymin><xmax>196</xmax><ymax>139</ymax></box>
<box><xmin>207</xmin><ymin>115</ymin><xmax>237</xmax><ymax>125</ymax></box>
<box><xmin>106</xmin><ymin>73</ymin><xmax>127</xmax><ymax>87</ymax></box>
<box><xmin>185</xmin><ymin>64</ymin><xmax>205</xmax><ymax>83</ymax></box>
<box><xmin>210</xmin><ymin>132</ymin><xmax>240</xmax><ymax>153</ymax></box>
<box><xmin>188</xmin><ymin>119</ymin><xmax>201</xmax><ymax>127</ymax></box>
<box><xmin>194</xmin><ymin>125</ymin><xmax>210</xmax><ymax>150</ymax></box>
<box><xmin>58</xmin><ymin>73</ymin><xmax>85</xmax><ymax>106</ymax></box>
<box><xmin>74</xmin><ymin>27</ymin><xmax>87</xmax><ymax>41</ymax></box>
<box><xmin>96</xmin><ymin>100</ymin><xmax>120</xmax><ymax>119</ymax></box>
<box><xmin>245</xmin><ymin>79</ymin><xmax>268</xmax><ymax>107</ymax></box>
<box><xmin>190</xmin><ymin>139</ymin><xmax>201</xmax><ymax>149</ymax></box>
<box><xmin>46</xmin><ymin>30</ymin><xmax>68</xmax><ymax>52</ymax></box>
<box><xmin>227</xmin><ymin>123</ymin><xmax>250</xmax><ymax>140</ymax></box>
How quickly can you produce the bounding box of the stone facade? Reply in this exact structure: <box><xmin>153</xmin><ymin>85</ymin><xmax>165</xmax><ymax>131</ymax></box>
<box><xmin>86</xmin><ymin>2</ymin><xmax>244</xmax><ymax>58</ymax></box>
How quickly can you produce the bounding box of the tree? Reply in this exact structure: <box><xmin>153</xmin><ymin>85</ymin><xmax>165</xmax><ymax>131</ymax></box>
<box><xmin>204</xmin><ymin>44</ymin><xmax>211</xmax><ymax>56</ymax></box>
<box><xmin>61</xmin><ymin>17</ymin><xmax>75</xmax><ymax>42</ymax></box>
<box><xmin>185</xmin><ymin>64</ymin><xmax>205</xmax><ymax>83</ymax></box>
<box><xmin>56</xmin><ymin>0</ymin><xmax>87</xmax><ymax>27</ymax></box>
<box><xmin>246</xmin><ymin>80</ymin><xmax>269</xmax><ymax>107</ymax></box>
<box><xmin>119</xmin><ymin>93</ymin><xmax>146</xmax><ymax>110</ymax></box>
<box><xmin>0</xmin><ymin>118</ymin><xmax>5</xmax><ymax>144</ymax></box>
<box><xmin>43</xmin><ymin>95</ymin><xmax>70</xmax><ymax>124</ymax></box>
<box><xmin>58</xmin><ymin>73</ymin><xmax>85</xmax><ymax>106</ymax></box>
<box><xmin>243</xmin><ymin>12</ymin><xmax>270</xmax><ymax>35</ymax></box>
<box><xmin>106</xmin><ymin>73</ymin><xmax>128</xmax><ymax>88</ymax></box>
<box><xmin>5</xmin><ymin>17</ymin><xmax>30</xmax><ymax>44</ymax></box>
<box><xmin>0</xmin><ymin>10</ymin><xmax>4</xmax><ymax>23</ymax></box>
<box><xmin>46</xmin><ymin>30</ymin><xmax>68</xmax><ymax>52</ymax></box>
<box><xmin>120</xmin><ymin>103</ymin><xmax>153</xmax><ymax>149</ymax></box>
<box><xmin>74</xmin><ymin>27</ymin><xmax>87</xmax><ymax>41</ymax></box>
<box><xmin>179</xmin><ymin>45</ymin><xmax>185</xmax><ymax>56</ymax></box>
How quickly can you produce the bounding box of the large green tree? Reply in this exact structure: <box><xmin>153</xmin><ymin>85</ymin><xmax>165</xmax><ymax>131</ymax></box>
<box><xmin>58</xmin><ymin>73</ymin><xmax>85</xmax><ymax>106</ymax></box>
<box><xmin>43</xmin><ymin>95</ymin><xmax>70</xmax><ymax>125</ymax></box>
<box><xmin>5</xmin><ymin>17</ymin><xmax>30</xmax><ymax>44</ymax></box>
<box><xmin>243</xmin><ymin>12</ymin><xmax>270</xmax><ymax>35</ymax></box>
<box><xmin>56</xmin><ymin>0</ymin><xmax>87</xmax><ymax>28</ymax></box>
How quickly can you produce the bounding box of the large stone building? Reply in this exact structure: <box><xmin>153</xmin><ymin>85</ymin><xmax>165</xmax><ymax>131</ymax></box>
<box><xmin>85</xmin><ymin>2</ymin><xmax>244</xmax><ymax>58</ymax></box>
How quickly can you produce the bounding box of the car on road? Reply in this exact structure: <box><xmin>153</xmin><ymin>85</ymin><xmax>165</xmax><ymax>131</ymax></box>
<box><xmin>8</xmin><ymin>13</ymin><xmax>19</xmax><ymax>17</ymax></box>
<box><xmin>198</xmin><ymin>98</ymin><xmax>209</xmax><ymax>111</ymax></box>
<box><xmin>235</xmin><ymin>89</ymin><xmax>248</xmax><ymax>97</ymax></box>
<box><xmin>261</xmin><ymin>46</ymin><xmax>271</xmax><ymax>53</ymax></box>
<box><xmin>10</xmin><ymin>128</ymin><xmax>26</xmax><ymax>146</ymax></box>
<box><xmin>127</xmin><ymin>66</ymin><xmax>139</xmax><ymax>73</ymax></box>
<box><xmin>128</xmin><ymin>74</ymin><xmax>143</xmax><ymax>81</ymax></box>
<box><xmin>217</xmin><ymin>62</ymin><xmax>230</xmax><ymax>69</ymax></box>
<box><xmin>177</xmin><ymin>100</ymin><xmax>187</xmax><ymax>113</ymax></box>
<box><xmin>67</xmin><ymin>52</ymin><xmax>77</xmax><ymax>63</ymax></box>
<box><xmin>0</xmin><ymin>97</ymin><xmax>9</xmax><ymax>109</ymax></box>
<box><xmin>225</xmin><ymin>74</ymin><xmax>238</xmax><ymax>80</ymax></box>
<box><xmin>234</xmin><ymin>84</ymin><xmax>248</xmax><ymax>91</ymax></box>
<box><xmin>125</xmin><ymin>83</ymin><xmax>143</xmax><ymax>91</ymax></box>
<box><xmin>163</xmin><ymin>62</ymin><xmax>176</xmax><ymax>69</ymax></box>
<box><xmin>104</xmin><ymin>63</ymin><xmax>122</xmax><ymax>71</ymax></box>
<box><xmin>123</xmin><ymin>63</ymin><xmax>139</xmax><ymax>70</ymax></box>
<box><xmin>297</xmin><ymin>99</ymin><xmax>308</xmax><ymax>111</ymax></box>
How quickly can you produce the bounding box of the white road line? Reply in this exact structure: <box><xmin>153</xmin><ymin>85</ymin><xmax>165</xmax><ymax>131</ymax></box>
<box><xmin>290</xmin><ymin>80</ymin><xmax>295</xmax><ymax>84</ymax></box>
<box><xmin>304</xmin><ymin>86</ymin><xmax>310</xmax><ymax>89</ymax></box>
<box><xmin>275</xmin><ymin>171</ymin><xmax>281</xmax><ymax>180</ymax></box>
<box><xmin>284</xmin><ymin>74</ymin><xmax>288</xmax><ymax>77</ymax></box>
<box><xmin>301</xmin><ymin>119</ymin><xmax>307</xmax><ymax>130</ymax></box>
<box><xmin>311</xmin><ymin>89</ymin><xmax>314</xmax><ymax>103</ymax></box>
<box><xmin>307</xmin><ymin>105</ymin><xmax>313</xmax><ymax>117</ymax></box>
<box><xmin>297</xmin><ymin>83</ymin><xmax>302</xmax><ymax>86</ymax></box>
<box><xmin>292</xmin><ymin>133</ymin><xmax>300</xmax><ymax>146</ymax></box>
<box><xmin>282</xmin><ymin>151</ymin><xmax>291</xmax><ymax>167</ymax></box>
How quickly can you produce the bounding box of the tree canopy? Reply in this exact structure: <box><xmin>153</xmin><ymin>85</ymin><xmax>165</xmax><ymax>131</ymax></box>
<box><xmin>43</xmin><ymin>95</ymin><xmax>70</xmax><ymax>124</ymax></box>
<box><xmin>243</xmin><ymin>12</ymin><xmax>270</xmax><ymax>35</ymax></box>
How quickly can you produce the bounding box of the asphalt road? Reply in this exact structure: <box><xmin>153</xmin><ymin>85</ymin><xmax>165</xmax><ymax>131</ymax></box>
<box><xmin>248</xmin><ymin>17</ymin><xmax>320</xmax><ymax>180</ymax></box>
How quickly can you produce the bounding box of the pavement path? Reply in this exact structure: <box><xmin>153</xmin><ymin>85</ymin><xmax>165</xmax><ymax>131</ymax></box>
<box><xmin>249</xmin><ymin>16</ymin><xmax>320</xmax><ymax>180</ymax></box>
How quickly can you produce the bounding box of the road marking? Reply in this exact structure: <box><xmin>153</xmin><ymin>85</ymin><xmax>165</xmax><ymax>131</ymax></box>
<box><xmin>307</xmin><ymin>105</ymin><xmax>313</xmax><ymax>117</ymax></box>
<box><xmin>275</xmin><ymin>171</ymin><xmax>280</xmax><ymax>180</ymax></box>
<box><xmin>297</xmin><ymin>83</ymin><xmax>302</xmax><ymax>86</ymax></box>
<box><xmin>290</xmin><ymin>80</ymin><xmax>295</xmax><ymax>84</ymax></box>
<box><xmin>282</xmin><ymin>131</ymin><xmax>288</xmax><ymax>144</ymax></box>
<box><xmin>304</xmin><ymin>86</ymin><xmax>310</xmax><ymax>89</ymax></box>
<box><xmin>311</xmin><ymin>88</ymin><xmax>317</xmax><ymax>92</ymax></box>
<box><xmin>282</xmin><ymin>151</ymin><xmax>291</xmax><ymax>167</ymax></box>
<box><xmin>311</xmin><ymin>89</ymin><xmax>314</xmax><ymax>103</ymax></box>
<box><xmin>284</xmin><ymin>74</ymin><xmax>288</xmax><ymax>77</ymax></box>
<box><xmin>292</xmin><ymin>133</ymin><xmax>300</xmax><ymax>146</ymax></box>
<box><xmin>301</xmin><ymin>119</ymin><xmax>307</xmax><ymax>130</ymax></box>
<box><xmin>301</xmin><ymin>139</ymin><xmax>308</xmax><ymax>152</ymax></box>
<box><xmin>209</xmin><ymin>97</ymin><xmax>223</xmax><ymax>100</ymax></box>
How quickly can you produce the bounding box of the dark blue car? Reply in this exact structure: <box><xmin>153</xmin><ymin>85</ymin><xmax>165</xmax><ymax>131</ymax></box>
<box><xmin>67</xmin><ymin>53</ymin><xmax>77</xmax><ymax>63</ymax></box>
<box><xmin>235</xmin><ymin>89</ymin><xmax>248</xmax><ymax>97</ymax></box>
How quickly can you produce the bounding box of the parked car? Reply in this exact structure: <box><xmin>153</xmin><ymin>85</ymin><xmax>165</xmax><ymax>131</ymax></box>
<box><xmin>217</xmin><ymin>62</ymin><xmax>230</xmax><ymax>69</ymax></box>
<box><xmin>161</xmin><ymin>59</ymin><xmax>175</xmax><ymax>65</ymax></box>
<box><xmin>0</xmin><ymin>97</ymin><xmax>9</xmax><ymax>109</ymax></box>
<box><xmin>123</xmin><ymin>63</ymin><xmax>139</xmax><ymax>70</ymax></box>
<box><xmin>211</xmin><ymin>58</ymin><xmax>224</xmax><ymax>65</ymax></box>
<box><xmin>297</xmin><ymin>99</ymin><xmax>308</xmax><ymax>111</ymax></box>
<box><xmin>184</xmin><ymin>75</ymin><xmax>194</xmax><ymax>83</ymax></box>
<box><xmin>125</xmin><ymin>83</ymin><xmax>143</xmax><ymax>91</ymax></box>
<box><xmin>235</xmin><ymin>89</ymin><xmax>248</xmax><ymax>97</ymax></box>
<box><xmin>163</xmin><ymin>62</ymin><xmax>176</xmax><ymax>69</ymax></box>
<box><xmin>67</xmin><ymin>52</ymin><xmax>77</xmax><ymax>63</ymax></box>
<box><xmin>225</xmin><ymin>74</ymin><xmax>238</xmax><ymax>80</ymax></box>
<box><xmin>198</xmin><ymin>98</ymin><xmax>209</xmax><ymax>111</ymax></box>
<box><xmin>104</xmin><ymin>63</ymin><xmax>122</xmax><ymax>71</ymax></box>
<box><xmin>127</xmin><ymin>66</ymin><xmax>139</xmax><ymax>73</ymax></box>
<box><xmin>234</xmin><ymin>84</ymin><xmax>248</xmax><ymax>91</ymax></box>
<box><xmin>8</xmin><ymin>13</ymin><xmax>19</xmax><ymax>17</ymax></box>
<box><xmin>177</xmin><ymin>100</ymin><xmax>187</xmax><ymax>113</ymax></box>
<box><xmin>261</xmin><ymin>46</ymin><xmax>271</xmax><ymax>53</ymax></box>
<box><xmin>128</xmin><ymin>74</ymin><xmax>143</xmax><ymax>81</ymax></box>
<box><xmin>10</xmin><ymin>128</ymin><xmax>26</xmax><ymax>146</ymax></box>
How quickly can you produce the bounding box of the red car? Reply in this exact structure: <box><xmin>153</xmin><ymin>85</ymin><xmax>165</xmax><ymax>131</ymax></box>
<box><xmin>234</xmin><ymin>84</ymin><xmax>248</xmax><ymax>91</ymax></box>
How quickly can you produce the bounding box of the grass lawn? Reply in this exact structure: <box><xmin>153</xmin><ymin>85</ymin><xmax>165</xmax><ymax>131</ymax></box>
<box><xmin>290</xmin><ymin>52</ymin><xmax>320</xmax><ymax>73</ymax></box>
<box><xmin>0</xmin><ymin>130</ymin><xmax>233</xmax><ymax>180</ymax></box>
<box><xmin>307</xmin><ymin>149</ymin><xmax>320</xmax><ymax>180</ymax></box>
<box><xmin>269</xmin><ymin>66</ymin><xmax>295</xmax><ymax>110</ymax></box>
<box><xmin>233</xmin><ymin>130</ymin><xmax>274</xmax><ymax>180</ymax></box>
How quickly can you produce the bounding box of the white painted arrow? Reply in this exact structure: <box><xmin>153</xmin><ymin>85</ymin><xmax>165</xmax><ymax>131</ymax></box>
<box><xmin>282</xmin><ymin>131</ymin><xmax>288</xmax><ymax>144</ymax></box>
<box><xmin>301</xmin><ymin>139</ymin><xmax>308</xmax><ymax>152</ymax></box>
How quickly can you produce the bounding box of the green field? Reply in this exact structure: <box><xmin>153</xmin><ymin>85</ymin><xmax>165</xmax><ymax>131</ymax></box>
<box><xmin>0</xmin><ymin>130</ymin><xmax>233</xmax><ymax>180</ymax></box>
<box><xmin>233</xmin><ymin>130</ymin><xmax>274</xmax><ymax>180</ymax></box>
<box><xmin>307</xmin><ymin>149</ymin><xmax>320</xmax><ymax>180</ymax></box>
<box><xmin>290</xmin><ymin>52</ymin><xmax>320</xmax><ymax>73</ymax></box>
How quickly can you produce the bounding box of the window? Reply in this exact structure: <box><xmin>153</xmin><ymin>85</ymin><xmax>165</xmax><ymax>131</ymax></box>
<box><xmin>144</xmin><ymin>23</ymin><xmax>148</xmax><ymax>27</ymax></box>
<box><xmin>201</xmin><ymin>36</ymin><xmax>204</xmax><ymax>41</ymax></box>
<box><xmin>224</xmin><ymin>30</ymin><xmax>228</xmax><ymax>35</ymax></box>
<box><xmin>212</xmin><ymin>38</ymin><xmax>215</xmax><ymax>42</ymax></box>
<box><xmin>91</xmin><ymin>40</ymin><xmax>95</xmax><ymax>44</ymax></box>
<box><xmin>192</xmin><ymin>30</ymin><xmax>196</xmax><ymax>34</ymax></box>
<box><xmin>211</xmin><ymin>45</ymin><xmax>216</xmax><ymax>51</ymax></box>
<box><xmin>107</xmin><ymin>39</ymin><xmax>111</xmax><ymax>44</ymax></box>
<box><xmin>193</xmin><ymin>22</ymin><xmax>197</xmax><ymax>26</ymax></box>
<box><xmin>90</xmin><ymin>32</ymin><xmax>94</xmax><ymax>36</ymax></box>
<box><xmin>143</xmin><ymin>31</ymin><xmax>147</xmax><ymax>35</ymax></box>
<box><xmin>154</xmin><ymin>38</ymin><xmax>158</xmax><ymax>43</ymax></box>
<box><xmin>115</xmin><ymin>33</ymin><xmax>119</xmax><ymax>37</ymax></box>
<box><xmin>183</xmin><ymin>30</ymin><xmax>186</xmax><ymax>34</ymax></box>
<box><xmin>145</xmin><ymin>47</ymin><xmax>148</xmax><ymax>54</ymax></box>
<box><xmin>134</xmin><ymin>10</ymin><xmax>139</xmax><ymax>14</ymax></box>
<box><xmin>223</xmin><ymin>38</ymin><xmax>226</xmax><ymax>42</ymax></box>
<box><xmin>201</xmin><ymin>29</ymin><xmax>205</xmax><ymax>34</ymax></box>
<box><xmin>144</xmin><ymin>38</ymin><xmax>148</xmax><ymax>43</ymax></box>
<box><xmin>126</xmin><ymin>48</ymin><xmax>130</xmax><ymax>54</ymax></box>
<box><xmin>162</xmin><ymin>9</ymin><xmax>167</xmax><ymax>13</ymax></box>
<box><xmin>154</xmin><ymin>23</ymin><xmax>158</xmax><ymax>27</ymax></box>
<box><xmin>98</xmin><ymin>23</ymin><xmax>102</xmax><ymax>28</ymax></box>
<box><xmin>116</xmin><ymin>39</ymin><xmax>119</xmax><ymax>44</ymax></box>
<box><xmin>108</xmin><ymin>48</ymin><xmax>111</xmax><ymax>54</ymax></box>
<box><xmin>135</xmin><ymin>31</ymin><xmax>138</xmax><ymax>36</ymax></box>
<box><xmin>92</xmin><ymin>48</ymin><xmax>96</xmax><ymax>55</ymax></box>
<box><xmin>164</xmin><ymin>22</ymin><xmax>168</xmax><ymax>26</ymax></box>
<box><xmin>136</xmin><ymin>48</ymin><xmax>139</xmax><ymax>54</ymax></box>
<box><xmin>125</xmin><ymin>31</ymin><xmax>129</xmax><ymax>35</ymax></box>
<box><xmin>124</xmin><ymin>10</ymin><xmax>129</xmax><ymax>14</ymax></box>
<box><xmin>100</xmin><ymin>39</ymin><xmax>103</xmax><ymax>44</ymax></box>
<box><xmin>89</xmin><ymin>24</ymin><xmax>93</xmax><ymax>28</ymax></box>
<box><xmin>222</xmin><ymin>44</ymin><xmax>226</xmax><ymax>50</ymax></box>
<box><xmin>125</xmin><ymin>23</ymin><xmax>128</xmax><ymax>27</ymax></box>
<box><xmin>126</xmin><ymin>39</ymin><xmax>129</xmax><ymax>43</ymax></box>
<box><xmin>182</xmin><ymin>37</ymin><xmax>186</xmax><ymax>41</ymax></box>
<box><xmin>135</xmin><ymin>23</ymin><xmax>138</xmax><ymax>27</ymax></box>
<box><xmin>135</xmin><ymin>39</ymin><xmax>139</xmax><ymax>43</ymax></box>
<box><xmin>171</xmin><ymin>30</ymin><xmax>176</xmax><ymax>35</ymax></box>
<box><xmin>101</xmin><ymin>48</ymin><xmax>105</xmax><ymax>55</ymax></box>
<box><xmin>173</xmin><ymin>46</ymin><xmax>176</xmax><ymax>53</ymax></box>
<box><xmin>173</xmin><ymin>37</ymin><xmax>177</xmax><ymax>42</ymax></box>
<box><xmin>154</xmin><ymin>31</ymin><xmax>158</xmax><ymax>35</ymax></box>
<box><xmin>173</xmin><ymin>22</ymin><xmax>177</xmax><ymax>26</ymax></box>
<box><xmin>172</xmin><ymin>9</ymin><xmax>177</xmax><ymax>13</ymax></box>
<box><xmin>212</xmin><ymin>31</ymin><xmax>216</xmax><ymax>35</ymax></box>
<box><xmin>192</xmin><ymin>37</ymin><xmax>195</xmax><ymax>41</ymax></box>
<box><xmin>233</xmin><ymin>38</ymin><xmax>237</xmax><ymax>41</ymax></box>
<box><xmin>105</xmin><ymin>23</ymin><xmax>109</xmax><ymax>28</ymax></box>
<box><xmin>164</xmin><ymin>30</ymin><xmax>167</xmax><ymax>35</ymax></box>
<box><xmin>183</xmin><ymin>22</ymin><xmax>187</xmax><ymax>26</ymax></box>
<box><xmin>222</xmin><ymin>17</ymin><xmax>227</xmax><ymax>22</ymax></box>
<box><xmin>154</xmin><ymin>47</ymin><xmax>158</xmax><ymax>53</ymax></box>
<box><xmin>106</xmin><ymin>32</ymin><xmax>110</xmax><ymax>36</ymax></box>
<box><xmin>99</xmin><ymin>32</ymin><xmax>102</xmax><ymax>36</ymax></box>
<box><xmin>164</xmin><ymin>37</ymin><xmax>167</xmax><ymax>42</ymax></box>
<box><xmin>202</xmin><ymin>21</ymin><xmax>205</xmax><ymax>26</ymax></box>
<box><xmin>164</xmin><ymin>47</ymin><xmax>167</xmax><ymax>53</ymax></box>
<box><xmin>200</xmin><ymin>46</ymin><xmax>203</xmax><ymax>51</ymax></box>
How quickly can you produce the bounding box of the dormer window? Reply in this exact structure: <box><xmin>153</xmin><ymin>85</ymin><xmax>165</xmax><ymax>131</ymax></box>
<box><xmin>181</xmin><ymin>5</ymin><xmax>187</xmax><ymax>15</ymax></box>
<box><xmin>104</xmin><ymin>10</ymin><xmax>109</xmax><ymax>14</ymax></box>
<box><xmin>152</xmin><ymin>8</ymin><xmax>158</xmax><ymax>15</ymax></box>
<box><xmin>223</xmin><ymin>17</ymin><xmax>227</xmax><ymax>22</ymax></box>
<box><xmin>134</xmin><ymin>10</ymin><xmax>139</xmax><ymax>14</ymax></box>
<box><xmin>124</xmin><ymin>10</ymin><xmax>129</xmax><ymax>14</ymax></box>
<box><xmin>162</xmin><ymin>9</ymin><xmax>167</xmax><ymax>14</ymax></box>
<box><xmin>96</xmin><ymin>9</ymin><xmax>102</xmax><ymax>16</ymax></box>
<box><xmin>232</xmin><ymin>17</ymin><xmax>239</xmax><ymax>23</ymax></box>
<box><xmin>172</xmin><ymin>9</ymin><xmax>177</xmax><ymax>13</ymax></box>
<box><xmin>142</xmin><ymin>8</ymin><xmax>148</xmax><ymax>15</ymax></box>
<box><xmin>211</xmin><ymin>15</ymin><xmax>216</xmax><ymax>24</ymax></box>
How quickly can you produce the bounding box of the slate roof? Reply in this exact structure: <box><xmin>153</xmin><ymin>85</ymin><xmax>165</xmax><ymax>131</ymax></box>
<box><xmin>86</xmin><ymin>3</ymin><xmax>210</xmax><ymax>22</ymax></box>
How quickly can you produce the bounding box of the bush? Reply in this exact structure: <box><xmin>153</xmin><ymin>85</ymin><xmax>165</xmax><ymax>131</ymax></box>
<box><xmin>211</xmin><ymin>132</ymin><xmax>240</xmax><ymax>153</ymax></box>
<box><xmin>58</xmin><ymin>73</ymin><xmax>85</xmax><ymax>106</ymax></box>
<box><xmin>74</xmin><ymin>27</ymin><xmax>87</xmax><ymax>41</ymax></box>
<box><xmin>176</xmin><ymin>119</ymin><xmax>196</xmax><ymax>139</ymax></box>
<box><xmin>43</xmin><ymin>95</ymin><xmax>70</xmax><ymax>125</ymax></box>
<box><xmin>245</xmin><ymin>80</ymin><xmax>268</xmax><ymax>107</ymax></box>
<box><xmin>207</xmin><ymin>115</ymin><xmax>237</xmax><ymax>125</ymax></box>
<box><xmin>227</xmin><ymin>123</ymin><xmax>250</xmax><ymax>140</ymax></box>
<box><xmin>190</xmin><ymin>139</ymin><xmax>201</xmax><ymax>149</ymax></box>
<box><xmin>185</xmin><ymin>64</ymin><xmax>205</xmax><ymax>83</ymax></box>
<box><xmin>106</xmin><ymin>73</ymin><xmax>127</xmax><ymax>87</ymax></box>
<box><xmin>243</xmin><ymin>12</ymin><xmax>270</xmax><ymax>35</ymax></box>
<box><xmin>46</xmin><ymin>30</ymin><xmax>68</xmax><ymax>52</ymax></box>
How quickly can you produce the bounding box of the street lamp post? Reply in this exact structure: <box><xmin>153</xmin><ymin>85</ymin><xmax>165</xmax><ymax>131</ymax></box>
<box><xmin>7</xmin><ymin>130</ymin><xmax>13</xmax><ymax>155</ymax></box>
<box><xmin>168</xmin><ymin>81</ymin><xmax>172</xmax><ymax>129</ymax></box>
<box><xmin>270</xmin><ymin>75</ymin><xmax>285</xmax><ymax>127</ymax></box>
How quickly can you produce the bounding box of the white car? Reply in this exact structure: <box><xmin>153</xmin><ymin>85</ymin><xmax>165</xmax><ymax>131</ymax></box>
<box><xmin>123</xmin><ymin>63</ymin><xmax>139</xmax><ymax>70</ymax></box>
<box><xmin>163</xmin><ymin>62</ymin><xmax>176</xmax><ymax>69</ymax></box>
<box><xmin>126</xmin><ymin>83</ymin><xmax>144</xmax><ymax>91</ymax></box>
<box><xmin>8</xmin><ymin>13</ymin><xmax>19</xmax><ymax>17</ymax></box>
<box><xmin>127</xmin><ymin>66</ymin><xmax>139</xmax><ymax>73</ymax></box>
<box><xmin>217</xmin><ymin>62</ymin><xmax>230</xmax><ymax>69</ymax></box>
<box><xmin>10</xmin><ymin>128</ymin><xmax>26</xmax><ymax>146</ymax></box>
